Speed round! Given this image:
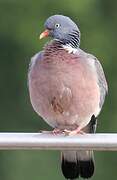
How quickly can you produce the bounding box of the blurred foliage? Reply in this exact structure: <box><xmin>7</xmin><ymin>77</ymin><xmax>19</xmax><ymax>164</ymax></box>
<box><xmin>0</xmin><ymin>0</ymin><xmax>117</xmax><ymax>180</ymax></box>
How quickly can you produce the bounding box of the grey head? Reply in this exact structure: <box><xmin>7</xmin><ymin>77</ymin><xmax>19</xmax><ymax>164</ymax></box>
<box><xmin>43</xmin><ymin>15</ymin><xmax>81</xmax><ymax>48</ymax></box>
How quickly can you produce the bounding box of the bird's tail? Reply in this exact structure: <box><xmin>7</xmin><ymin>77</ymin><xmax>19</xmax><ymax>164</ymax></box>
<box><xmin>61</xmin><ymin>150</ymin><xmax>94</xmax><ymax>179</ymax></box>
<box><xmin>61</xmin><ymin>115</ymin><xmax>97</xmax><ymax>179</ymax></box>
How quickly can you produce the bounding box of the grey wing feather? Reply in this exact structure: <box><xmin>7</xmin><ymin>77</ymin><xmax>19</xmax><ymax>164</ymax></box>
<box><xmin>94</xmin><ymin>57</ymin><xmax>108</xmax><ymax>108</ymax></box>
<box><xmin>27</xmin><ymin>51</ymin><xmax>44</xmax><ymax>87</ymax></box>
<box><xmin>28</xmin><ymin>51</ymin><xmax>43</xmax><ymax>72</ymax></box>
<box><xmin>78</xmin><ymin>50</ymin><xmax>108</xmax><ymax>105</ymax></box>
<box><xmin>83</xmin><ymin>115</ymin><xmax>97</xmax><ymax>133</ymax></box>
<box><xmin>87</xmin><ymin>53</ymin><xmax>108</xmax><ymax>108</ymax></box>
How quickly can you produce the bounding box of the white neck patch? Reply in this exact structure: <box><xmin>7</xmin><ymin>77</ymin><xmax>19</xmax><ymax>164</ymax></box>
<box><xmin>62</xmin><ymin>44</ymin><xmax>78</xmax><ymax>54</ymax></box>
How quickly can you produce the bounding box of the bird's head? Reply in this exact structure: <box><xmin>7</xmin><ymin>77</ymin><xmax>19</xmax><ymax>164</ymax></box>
<box><xmin>40</xmin><ymin>15</ymin><xmax>81</xmax><ymax>48</ymax></box>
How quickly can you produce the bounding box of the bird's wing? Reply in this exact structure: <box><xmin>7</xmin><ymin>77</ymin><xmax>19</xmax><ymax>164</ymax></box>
<box><xmin>94</xmin><ymin>57</ymin><xmax>108</xmax><ymax>108</ymax></box>
<box><xmin>28</xmin><ymin>51</ymin><xmax>44</xmax><ymax>86</ymax></box>
<box><xmin>28</xmin><ymin>51</ymin><xmax>44</xmax><ymax>72</ymax></box>
<box><xmin>87</xmin><ymin>53</ymin><xmax>108</xmax><ymax>109</ymax></box>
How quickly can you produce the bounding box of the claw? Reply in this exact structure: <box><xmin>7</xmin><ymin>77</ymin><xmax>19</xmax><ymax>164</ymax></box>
<box><xmin>52</xmin><ymin>128</ymin><xmax>63</xmax><ymax>135</ymax></box>
<box><xmin>40</xmin><ymin>127</ymin><xmax>85</xmax><ymax>136</ymax></box>
<box><xmin>63</xmin><ymin>129</ymin><xmax>72</xmax><ymax>136</ymax></box>
<box><xmin>63</xmin><ymin>127</ymin><xmax>85</xmax><ymax>136</ymax></box>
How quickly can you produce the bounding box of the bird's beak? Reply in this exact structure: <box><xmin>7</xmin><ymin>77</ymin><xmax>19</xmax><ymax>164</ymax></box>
<box><xmin>39</xmin><ymin>29</ymin><xmax>50</xmax><ymax>39</ymax></box>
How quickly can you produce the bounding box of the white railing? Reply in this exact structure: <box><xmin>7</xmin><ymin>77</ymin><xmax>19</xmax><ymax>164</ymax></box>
<box><xmin>0</xmin><ymin>133</ymin><xmax>117</xmax><ymax>150</ymax></box>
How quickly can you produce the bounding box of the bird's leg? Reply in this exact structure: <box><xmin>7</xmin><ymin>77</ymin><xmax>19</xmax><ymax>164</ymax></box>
<box><xmin>63</xmin><ymin>126</ymin><xmax>85</xmax><ymax>136</ymax></box>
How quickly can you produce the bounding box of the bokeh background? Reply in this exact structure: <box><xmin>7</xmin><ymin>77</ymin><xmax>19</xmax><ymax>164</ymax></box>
<box><xmin>0</xmin><ymin>0</ymin><xmax>117</xmax><ymax>179</ymax></box>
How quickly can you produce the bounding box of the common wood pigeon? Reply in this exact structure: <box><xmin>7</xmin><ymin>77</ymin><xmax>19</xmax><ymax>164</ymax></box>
<box><xmin>28</xmin><ymin>15</ymin><xmax>108</xmax><ymax>179</ymax></box>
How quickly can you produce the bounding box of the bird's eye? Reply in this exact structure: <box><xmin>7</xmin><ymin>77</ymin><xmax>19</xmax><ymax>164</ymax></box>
<box><xmin>55</xmin><ymin>23</ymin><xmax>60</xmax><ymax>28</ymax></box>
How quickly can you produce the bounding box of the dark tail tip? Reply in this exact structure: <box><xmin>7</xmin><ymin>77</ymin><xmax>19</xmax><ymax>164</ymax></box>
<box><xmin>79</xmin><ymin>159</ymin><xmax>94</xmax><ymax>178</ymax></box>
<box><xmin>61</xmin><ymin>158</ymin><xmax>79</xmax><ymax>179</ymax></box>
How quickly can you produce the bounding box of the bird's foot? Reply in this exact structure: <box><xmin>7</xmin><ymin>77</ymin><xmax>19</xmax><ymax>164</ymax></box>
<box><xmin>63</xmin><ymin>127</ymin><xmax>85</xmax><ymax>136</ymax></box>
<box><xmin>52</xmin><ymin>128</ymin><xmax>63</xmax><ymax>135</ymax></box>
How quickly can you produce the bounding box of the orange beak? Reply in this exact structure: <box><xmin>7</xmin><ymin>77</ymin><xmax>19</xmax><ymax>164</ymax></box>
<box><xmin>39</xmin><ymin>29</ymin><xmax>50</xmax><ymax>39</ymax></box>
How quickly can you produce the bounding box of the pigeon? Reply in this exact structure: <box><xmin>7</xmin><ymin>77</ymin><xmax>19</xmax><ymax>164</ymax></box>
<box><xmin>28</xmin><ymin>15</ymin><xmax>108</xmax><ymax>179</ymax></box>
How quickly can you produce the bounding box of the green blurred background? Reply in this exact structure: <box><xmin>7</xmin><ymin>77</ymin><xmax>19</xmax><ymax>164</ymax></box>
<box><xmin>0</xmin><ymin>0</ymin><xmax>117</xmax><ymax>179</ymax></box>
